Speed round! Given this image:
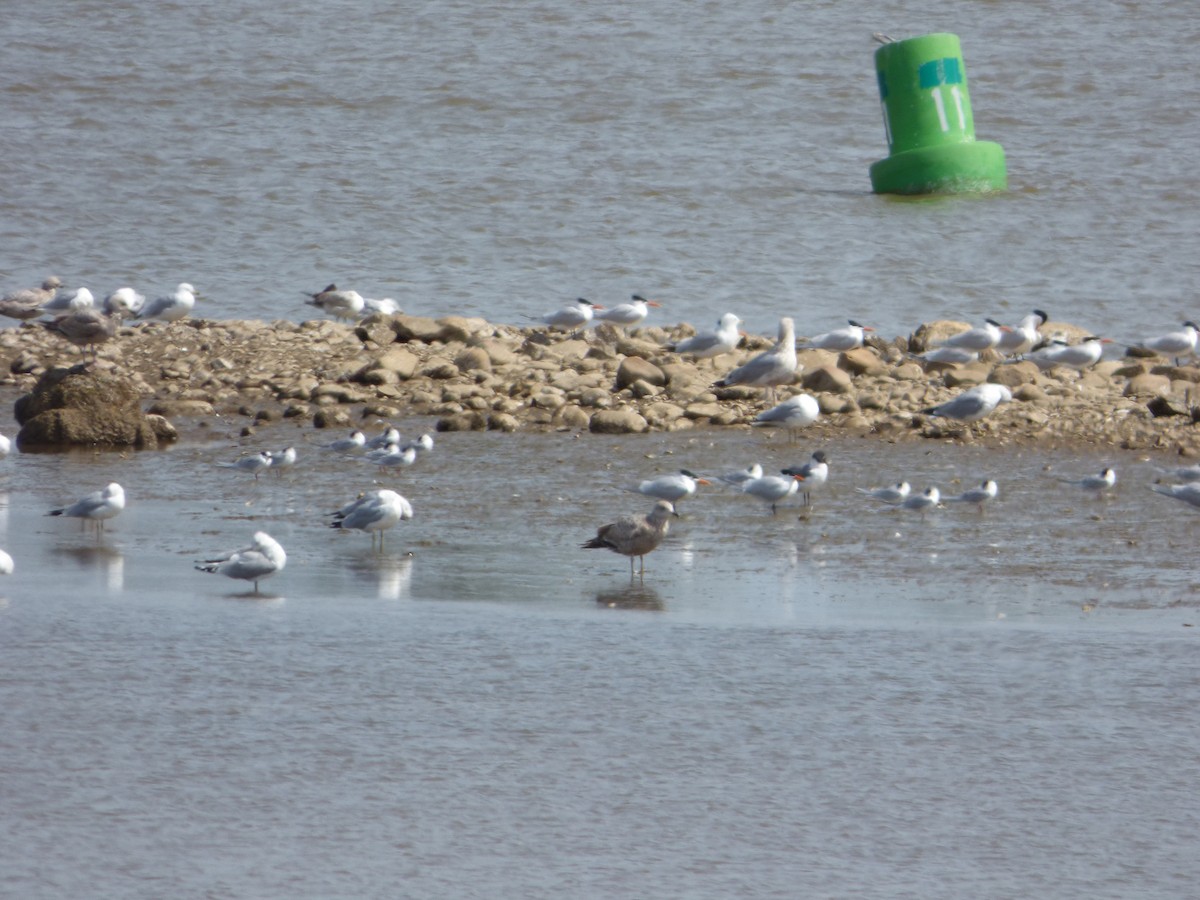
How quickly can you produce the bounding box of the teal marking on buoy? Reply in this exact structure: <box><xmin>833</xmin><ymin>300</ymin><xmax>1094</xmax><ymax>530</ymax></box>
<box><xmin>869</xmin><ymin>33</ymin><xmax>1006</xmax><ymax>195</ymax></box>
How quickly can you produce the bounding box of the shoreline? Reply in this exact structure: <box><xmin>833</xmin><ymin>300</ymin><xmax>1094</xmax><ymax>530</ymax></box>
<box><xmin>2</xmin><ymin>312</ymin><xmax>1198</xmax><ymax>457</ymax></box>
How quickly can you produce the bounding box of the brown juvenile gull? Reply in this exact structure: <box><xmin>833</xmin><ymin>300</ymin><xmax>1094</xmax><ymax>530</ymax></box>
<box><xmin>582</xmin><ymin>499</ymin><xmax>677</xmax><ymax>577</ymax></box>
<box><xmin>0</xmin><ymin>276</ymin><xmax>63</xmax><ymax>320</ymax></box>
<box><xmin>41</xmin><ymin>308</ymin><xmax>120</xmax><ymax>361</ymax></box>
<box><xmin>713</xmin><ymin>316</ymin><xmax>799</xmax><ymax>406</ymax></box>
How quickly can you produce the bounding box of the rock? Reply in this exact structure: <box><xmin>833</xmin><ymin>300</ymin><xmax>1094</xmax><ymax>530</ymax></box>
<box><xmin>420</xmin><ymin>360</ymin><xmax>460</xmax><ymax>380</ymax></box>
<box><xmin>989</xmin><ymin>362</ymin><xmax>1039</xmax><ymax>388</ymax></box>
<box><xmin>487</xmin><ymin>412</ymin><xmax>521</xmax><ymax>432</ymax></box>
<box><xmin>588</xmin><ymin>409</ymin><xmax>649</xmax><ymax>434</ymax></box>
<box><xmin>1147</xmin><ymin>396</ymin><xmax>1187</xmax><ymax>418</ymax></box>
<box><xmin>390</xmin><ymin>314</ymin><xmax>447</xmax><ymax>343</ymax></box>
<box><xmin>684</xmin><ymin>402</ymin><xmax>725</xmax><ymax>420</ymax></box>
<box><xmin>354</xmin><ymin>315</ymin><xmax>397</xmax><ymax>347</ymax></box>
<box><xmin>454</xmin><ymin>346</ymin><xmax>492</xmax><ymax>373</ymax></box>
<box><xmin>313</xmin><ymin>409</ymin><xmax>353</xmax><ymax>428</ymax></box>
<box><xmin>146</xmin><ymin>399</ymin><xmax>217</xmax><ymax>417</ymax></box>
<box><xmin>476</xmin><ymin>338</ymin><xmax>518</xmax><ymax>366</ymax></box>
<box><xmin>942</xmin><ymin>363</ymin><xmax>991</xmax><ymax>388</ymax></box>
<box><xmin>1124</xmin><ymin>373</ymin><xmax>1171</xmax><ymax>397</ymax></box>
<box><xmin>15</xmin><ymin>366</ymin><xmax>174</xmax><ymax>449</ymax></box>
<box><xmin>615</xmin><ymin>356</ymin><xmax>666</xmax><ymax>390</ymax></box>
<box><xmin>911</xmin><ymin>320</ymin><xmax>971</xmax><ymax>352</ymax></box>
<box><xmin>552</xmin><ymin>405</ymin><xmax>592</xmax><ymax>430</ymax></box>
<box><xmin>839</xmin><ymin>347</ymin><xmax>888</xmax><ymax>377</ymax></box>
<box><xmin>436</xmin><ymin>411</ymin><xmax>487</xmax><ymax>432</ymax></box>
<box><xmin>628</xmin><ymin>379</ymin><xmax>660</xmax><ymax>399</ymax></box>
<box><xmin>802</xmin><ymin>365</ymin><xmax>853</xmax><ymax>394</ymax></box>
<box><xmin>371</xmin><ymin>347</ymin><xmax>420</xmax><ymax>379</ymax></box>
<box><xmin>437</xmin><ymin>316</ymin><xmax>484</xmax><ymax>343</ymax></box>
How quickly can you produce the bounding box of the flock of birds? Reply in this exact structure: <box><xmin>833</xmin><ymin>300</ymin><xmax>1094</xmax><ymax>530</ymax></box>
<box><xmin>0</xmin><ymin>423</ymin><xmax>437</xmax><ymax>592</ymax></box>
<box><xmin>6</xmin><ymin>274</ymin><xmax>1200</xmax><ymax>585</ymax></box>
<box><xmin>0</xmin><ymin>277</ymin><xmax>405</xmax><ymax>361</ymax></box>
<box><xmin>581</xmin><ymin>450</ymin><xmax>1177</xmax><ymax>578</ymax></box>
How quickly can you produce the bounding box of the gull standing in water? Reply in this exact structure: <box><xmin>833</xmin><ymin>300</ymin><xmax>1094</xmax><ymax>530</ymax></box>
<box><xmin>137</xmin><ymin>283</ymin><xmax>197</xmax><ymax>323</ymax></box>
<box><xmin>195</xmin><ymin>531</ymin><xmax>286</xmax><ymax>593</ymax></box>
<box><xmin>330</xmin><ymin>489</ymin><xmax>414</xmax><ymax>550</ymax></box>
<box><xmin>582</xmin><ymin>499</ymin><xmax>677</xmax><ymax>578</ymax></box>
<box><xmin>668</xmin><ymin>312</ymin><xmax>743</xmax><ymax>365</ymax></box>
<box><xmin>630</xmin><ymin>470</ymin><xmax>711</xmax><ymax>504</ymax></box>
<box><xmin>0</xmin><ymin>276</ymin><xmax>63</xmax><ymax>320</ymax></box>
<box><xmin>752</xmin><ymin>393</ymin><xmax>820</xmax><ymax>442</ymax></box>
<box><xmin>306</xmin><ymin>283</ymin><xmax>365</xmax><ymax>321</ymax></box>
<box><xmin>47</xmin><ymin>482</ymin><xmax>126</xmax><ymax>533</ymax></box>
<box><xmin>714</xmin><ymin>316</ymin><xmax>799</xmax><ymax>406</ymax></box>
<box><xmin>800</xmin><ymin>320</ymin><xmax>873</xmax><ymax>352</ymax></box>
<box><xmin>1151</xmin><ymin>482</ymin><xmax>1200</xmax><ymax>509</ymax></box>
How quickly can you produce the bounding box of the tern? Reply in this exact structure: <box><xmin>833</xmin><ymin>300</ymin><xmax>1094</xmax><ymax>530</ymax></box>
<box><xmin>306</xmin><ymin>283</ymin><xmax>365</xmax><ymax>321</ymax></box>
<box><xmin>800</xmin><ymin>320</ymin><xmax>873</xmax><ymax>352</ymax></box>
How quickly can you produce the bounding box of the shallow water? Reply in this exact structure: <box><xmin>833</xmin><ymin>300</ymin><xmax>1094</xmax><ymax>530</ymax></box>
<box><xmin>3</xmin><ymin>1</ymin><xmax>1200</xmax><ymax>341</ymax></box>
<box><xmin>3</xmin><ymin>425</ymin><xmax>1200</xmax><ymax>897</ymax></box>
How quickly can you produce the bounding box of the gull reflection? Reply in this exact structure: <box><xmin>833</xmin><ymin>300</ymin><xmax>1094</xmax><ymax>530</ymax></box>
<box><xmin>62</xmin><ymin>543</ymin><xmax>125</xmax><ymax>593</ymax></box>
<box><xmin>0</xmin><ymin>490</ymin><xmax>9</xmax><ymax>533</ymax></box>
<box><xmin>594</xmin><ymin>582</ymin><xmax>664</xmax><ymax>611</ymax></box>
<box><xmin>222</xmin><ymin>590</ymin><xmax>286</xmax><ymax>606</ymax></box>
<box><xmin>376</xmin><ymin>554</ymin><xmax>414</xmax><ymax>600</ymax></box>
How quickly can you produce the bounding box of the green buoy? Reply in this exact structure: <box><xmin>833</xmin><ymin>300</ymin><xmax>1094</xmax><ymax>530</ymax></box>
<box><xmin>869</xmin><ymin>33</ymin><xmax>1007</xmax><ymax>195</ymax></box>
